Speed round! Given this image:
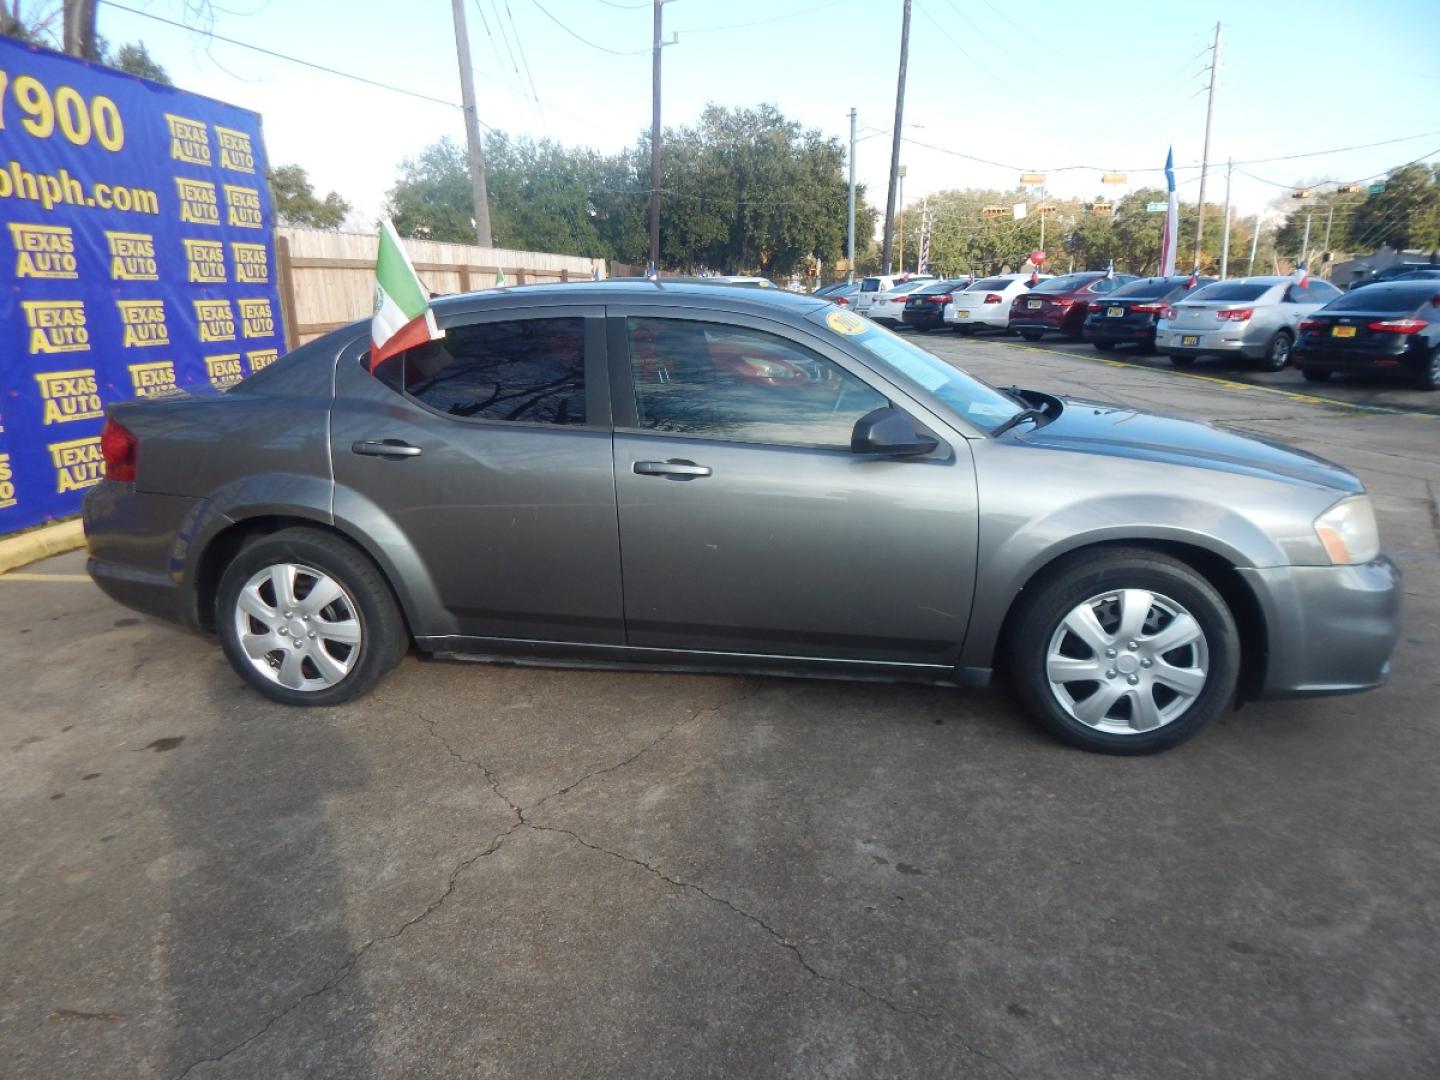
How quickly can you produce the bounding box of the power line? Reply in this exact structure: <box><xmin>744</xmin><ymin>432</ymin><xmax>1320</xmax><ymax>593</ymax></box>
<box><xmin>915</xmin><ymin>2</ymin><xmax>1002</xmax><ymax>84</ymax></box>
<box><xmin>531</xmin><ymin>0</ymin><xmax>647</xmax><ymax>55</ymax></box>
<box><xmin>940</xmin><ymin>0</ymin><xmax>1024</xmax><ymax>67</ymax></box>
<box><xmin>100</xmin><ymin>0</ymin><xmax>461</xmax><ymax>108</ymax></box>
<box><xmin>675</xmin><ymin>0</ymin><xmax>848</xmax><ymax>34</ymax></box>
<box><xmin>595</xmin><ymin>0</ymin><xmax>649</xmax><ymax>7</ymax></box>
<box><xmin>502</xmin><ymin>0</ymin><xmax>546</xmax><ymax>128</ymax></box>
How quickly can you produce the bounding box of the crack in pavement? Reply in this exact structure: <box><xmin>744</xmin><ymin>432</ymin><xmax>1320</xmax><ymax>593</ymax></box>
<box><xmin>177</xmin><ymin>679</ymin><xmax>1015</xmax><ymax>1078</ymax></box>
<box><xmin>526</xmin><ymin>820</ymin><xmax>1018</xmax><ymax>1079</ymax></box>
<box><xmin>169</xmin><ymin>819</ymin><xmax>522</xmax><ymax>1080</ymax></box>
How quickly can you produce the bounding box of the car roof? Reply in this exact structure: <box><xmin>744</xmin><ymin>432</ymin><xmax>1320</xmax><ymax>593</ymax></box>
<box><xmin>430</xmin><ymin>279</ymin><xmax>828</xmax><ymax>315</ymax></box>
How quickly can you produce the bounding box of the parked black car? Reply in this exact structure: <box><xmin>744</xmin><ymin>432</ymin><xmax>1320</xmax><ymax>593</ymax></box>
<box><xmin>901</xmin><ymin>278</ymin><xmax>971</xmax><ymax>331</ymax></box>
<box><xmin>1348</xmin><ymin>260</ymin><xmax>1439</xmax><ymax>290</ymax></box>
<box><xmin>1293</xmin><ymin>281</ymin><xmax>1440</xmax><ymax>389</ymax></box>
<box><xmin>1082</xmin><ymin>275</ymin><xmax>1214</xmax><ymax>353</ymax></box>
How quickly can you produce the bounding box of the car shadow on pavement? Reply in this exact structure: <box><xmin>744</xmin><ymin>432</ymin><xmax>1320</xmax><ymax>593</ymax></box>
<box><xmin>154</xmin><ymin>661</ymin><xmax>374</xmax><ymax>1076</ymax></box>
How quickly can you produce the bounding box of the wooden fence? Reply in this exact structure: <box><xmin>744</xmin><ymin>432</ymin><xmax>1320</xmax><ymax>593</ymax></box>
<box><xmin>274</xmin><ymin>227</ymin><xmax>607</xmax><ymax>347</ymax></box>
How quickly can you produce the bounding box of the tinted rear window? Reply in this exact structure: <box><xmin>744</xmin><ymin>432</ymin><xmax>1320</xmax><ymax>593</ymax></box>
<box><xmin>1031</xmin><ymin>273</ymin><xmax>1098</xmax><ymax>293</ymax></box>
<box><xmin>1188</xmin><ymin>282</ymin><xmax>1270</xmax><ymax>302</ymax></box>
<box><xmin>1109</xmin><ymin>278</ymin><xmax>1180</xmax><ymax>299</ymax></box>
<box><xmin>913</xmin><ymin>281</ymin><xmax>958</xmax><ymax>295</ymax></box>
<box><xmin>1323</xmin><ymin>285</ymin><xmax>1433</xmax><ymax>313</ymax></box>
<box><xmin>861</xmin><ymin>278</ymin><xmax>881</xmax><ymax>292</ymax></box>
<box><xmin>971</xmin><ymin>278</ymin><xmax>1014</xmax><ymax>290</ymax></box>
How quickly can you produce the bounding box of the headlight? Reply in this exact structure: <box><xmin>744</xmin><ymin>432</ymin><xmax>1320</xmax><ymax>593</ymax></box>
<box><xmin>1313</xmin><ymin>496</ymin><xmax>1380</xmax><ymax>565</ymax></box>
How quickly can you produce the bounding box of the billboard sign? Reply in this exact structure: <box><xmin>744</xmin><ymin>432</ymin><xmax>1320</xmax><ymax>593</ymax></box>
<box><xmin>0</xmin><ymin>38</ymin><xmax>286</xmax><ymax>533</ymax></box>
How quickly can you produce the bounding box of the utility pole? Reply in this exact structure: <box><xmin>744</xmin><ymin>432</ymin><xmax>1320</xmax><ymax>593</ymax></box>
<box><xmin>882</xmin><ymin>0</ymin><xmax>912</xmax><ymax>274</ymax></box>
<box><xmin>1247</xmin><ymin>219</ymin><xmax>1261</xmax><ymax>276</ymax></box>
<box><xmin>897</xmin><ymin>165</ymin><xmax>907</xmax><ymax>272</ymax></box>
<box><xmin>1299</xmin><ymin>212</ymin><xmax>1312</xmax><ymax>270</ymax></box>
<box><xmin>1322</xmin><ymin>202</ymin><xmax>1335</xmax><ymax>274</ymax></box>
<box><xmin>450</xmin><ymin>0</ymin><xmax>492</xmax><ymax>247</ymax></box>
<box><xmin>63</xmin><ymin>0</ymin><xmax>97</xmax><ymax>58</ymax></box>
<box><xmin>1192</xmin><ymin>21</ymin><xmax>1221</xmax><ymax>267</ymax></box>
<box><xmin>1219</xmin><ymin>158</ymin><xmax>1233</xmax><ymax>279</ymax></box>
<box><xmin>648</xmin><ymin>0</ymin><xmax>671</xmax><ymax>275</ymax></box>
<box><xmin>847</xmin><ymin>107</ymin><xmax>857</xmax><ymax>284</ymax></box>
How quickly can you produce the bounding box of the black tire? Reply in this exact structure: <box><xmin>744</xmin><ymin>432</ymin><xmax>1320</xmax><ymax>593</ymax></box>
<box><xmin>1257</xmin><ymin>330</ymin><xmax>1293</xmax><ymax>372</ymax></box>
<box><xmin>217</xmin><ymin>527</ymin><xmax>408</xmax><ymax>706</ymax></box>
<box><xmin>1416</xmin><ymin>347</ymin><xmax>1440</xmax><ymax>391</ymax></box>
<box><xmin>954</xmin><ymin>325</ymin><xmax>977</xmax><ymax>336</ymax></box>
<box><xmin>1300</xmin><ymin>367</ymin><xmax>1332</xmax><ymax>383</ymax></box>
<box><xmin>1019</xmin><ymin>330</ymin><xmax>1043</xmax><ymax>342</ymax></box>
<box><xmin>1093</xmin><ymin>341</ymin><xmax>1117</xmax><ymax>352</ymax></box>
<box><xmin>1005</xmin><ymin>547</ymin><xmax>1240</xmax><ymax>755</ymax></box>
<box><xmin>1168</xmin><ymin>354</ymin><xmax>1196</xmax><ymax>368</ymax></box>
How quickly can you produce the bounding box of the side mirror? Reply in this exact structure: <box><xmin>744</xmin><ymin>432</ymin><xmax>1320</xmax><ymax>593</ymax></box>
<box><xmin>851</xmin><ymin>406</ymin><xmax>938</xmax><ymax>457</ymax></box>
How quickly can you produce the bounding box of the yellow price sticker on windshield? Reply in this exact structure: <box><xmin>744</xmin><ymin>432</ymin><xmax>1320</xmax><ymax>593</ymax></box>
<box><xmin>826</xmin><ymin>309</ymin><xmax>867</xmax><ymax>335</ymax></box>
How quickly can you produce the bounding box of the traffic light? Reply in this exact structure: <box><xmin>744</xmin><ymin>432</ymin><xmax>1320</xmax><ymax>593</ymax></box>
<box><xmin>1291</xmin><ymin>190</ymin><xmax>1312</xmax><ymax>199</ymax></box>
<box><xmin>1335</xmin><ymin>185</ymin><xmax>1361</xmax><ymax>194</ymax></box>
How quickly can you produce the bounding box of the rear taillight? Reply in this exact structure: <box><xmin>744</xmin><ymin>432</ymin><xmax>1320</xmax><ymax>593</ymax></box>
<box><xmin>1367</xmin><ymin>318</ymin><xmax>1426</xmax><ymax>334</ymax></box>
<box><xmin>1162</xmin><ymin>306</ymin><xmax>1177</xmax><ymax>320</ymax></box>
<box><xmin>834</xmin><ymin>296</ymin><xmax>849</xmax><ymax>306</ymax></box>
<box><xmin>984</xmin><ymin>293</ymin><xmax>1002</xmax><ymax>304</ymax></box>
<box><xmin>1130</xmin><ymin>302</ymin><xmax>1165</xmax><ymax>314</ymax></box>
<box><xmin>1216</xmin><ymin>307</ymin><xmax>1254</xmax><ymax>321</ymax></box>
<box><xmin>929</xmin><ymin>294</ymin><xmax>951</xmax><ymax>303</ymax></box>
<box><xmin>1088</xmin><ymin>302</ymin><xmax>1105</xmax><ymax>312</ymax></box>
<box><xmin>1298</xmin><ymin>319</ymin><xmax>1323</xmax><ymax>332</ymax></box>
<box><xmin>100</xmin><ymin>416</ymin><xmax>137</xmax><ymax>482</ymax></box>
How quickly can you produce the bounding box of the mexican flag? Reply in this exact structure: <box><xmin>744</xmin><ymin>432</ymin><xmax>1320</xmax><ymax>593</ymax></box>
<box><xmin>369</xmin><ymin>218</ymin><xmax>442</xmax><ymax>372</ymax></box>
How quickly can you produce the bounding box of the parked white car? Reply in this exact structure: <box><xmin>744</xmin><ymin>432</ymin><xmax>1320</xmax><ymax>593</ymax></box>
<box><xmin>855</xmin><ymin>273</ymin><xmax>935</xmax><ymax>316</ymax></box>
<box><xmin>865</xmin><ymin>279</ymin><xmax>934</xmax><ymax>326</ymax></box>
<box><xmin>944</xmin><ymin>273</ymin><xmax>1053</xmax><ymax>333</ymax></box>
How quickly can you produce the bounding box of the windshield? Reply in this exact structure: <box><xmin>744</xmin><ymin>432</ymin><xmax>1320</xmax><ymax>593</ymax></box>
<box><xmin>1031</xmin><ymin>273</ymin><xmax>1097</xmax><ymax>294</ymax></box>
<box><xmin>1187</xmin><ymin>282</ymin><xmax>1271</xmax><ymax>303</ymax></box>
<box><xmin>860</xmin><ymin>278</ymin><xmax>881</xmax><ymax>292</ymax></box>
<box><xmin>807</xmin><ymin>309</ymin><xmax>1022</xmax><ymax>433</ymax></box>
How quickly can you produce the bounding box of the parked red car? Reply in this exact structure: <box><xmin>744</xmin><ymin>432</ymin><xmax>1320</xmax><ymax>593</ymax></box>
<box><xmin>1008</xmin><ymin>271</ymin><xmax>1138</xmax><ymax>341</ymax></box>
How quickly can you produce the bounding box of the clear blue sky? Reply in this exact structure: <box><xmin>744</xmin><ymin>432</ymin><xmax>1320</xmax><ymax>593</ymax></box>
<box><xmin>94</xmin><ymin>0</ymin><xmax>1440</xmax><ymax>228</ymax></box>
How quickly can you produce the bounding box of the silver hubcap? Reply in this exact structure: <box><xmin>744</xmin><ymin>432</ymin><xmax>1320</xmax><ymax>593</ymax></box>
<box><xmin>233</xmin><ymin>563</ymin><xmax>362</xmax><ymax>691</ymax></box>
<box><xmin>1046</xmin><ymin>589</ymin><xmax>1209</xmax><ymax>735</ymax></box>
<box><xmin>1271</xmin><ymin>336</ymin><xmax>1289</xmax><ymax>364</ymax></box>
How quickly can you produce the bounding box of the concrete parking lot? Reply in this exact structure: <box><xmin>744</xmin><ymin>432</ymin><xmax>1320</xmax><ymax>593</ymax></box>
<box><xmin>3</xmin><ymin>333</ymin><xmax>1438</xmax><ymax>1079</ymax></box>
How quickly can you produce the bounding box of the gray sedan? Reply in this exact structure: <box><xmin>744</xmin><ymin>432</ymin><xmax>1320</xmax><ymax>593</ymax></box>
<box><xmin>83</xmin><ymin>283</ymin><xmax>1400</xmax><ymax>754</ymax></box>
<box><xmin>1157</xmin><ymin>276</ymin><xmax>1342</xmax><ymax>371</ymax></box>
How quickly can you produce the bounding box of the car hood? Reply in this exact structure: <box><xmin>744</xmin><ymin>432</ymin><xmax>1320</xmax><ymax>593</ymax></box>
<box><xmin>1013</xmin><ymin>395</ymin><xmax>1362</xmax><ymax>494</ymax></box>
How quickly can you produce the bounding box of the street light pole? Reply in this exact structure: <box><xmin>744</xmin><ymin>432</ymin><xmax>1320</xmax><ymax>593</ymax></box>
<box><xmin>897</xmin><ymin>165</ymin><xmax>907</xmax><ymax>272</ymax></box>
<box><xmin>1219</xmin><ymin>158</ymin><xmax>1233</xmax><ymax>279</ymax></box>
<box><xmin>450</xmin><ymin>0</ymin><xmax>492</xmax><ymax>247</ymax></box>
<box><xmin>1192</xmin><ymin>21</ymin><xmax>1221</xmax><ymax>268</ymax></box>
<box><xmin>648</xmin><ymin>0</ymin><xmax>666</xmax><ymax>275</ymax></box>
<box><xmin>1247</xmin><ymin>219</ymin><xmax>1261</xmax><ymax>276</ymax></box>
<box><xmin>847</xmin><ymin>107</ymin><xmax>857</xmax><ymax>284</ymax></box>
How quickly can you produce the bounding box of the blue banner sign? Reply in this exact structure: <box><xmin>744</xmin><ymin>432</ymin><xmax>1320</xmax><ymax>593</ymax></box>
<box><xmin>0</xmin><ymin>38</ymin><xmax>286</xmax><ymax>533</ymax></box>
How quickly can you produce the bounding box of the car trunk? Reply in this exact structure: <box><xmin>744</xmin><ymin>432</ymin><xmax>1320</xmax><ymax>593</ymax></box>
<box><xmin>1300</xmin><ymin>309</ymin><xmax>1420</xmax><ymax>357</ymax></box>
<box><xmin>1168</xmin><ymin>301</ymin><xmax>1258</xmax><ymax>328</ymax></box>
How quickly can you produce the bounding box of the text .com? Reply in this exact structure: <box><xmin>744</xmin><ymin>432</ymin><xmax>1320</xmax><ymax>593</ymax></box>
<box><xmin>0</xmin><ymin>160</ymin><xmax>160</xmax><ymax>215</ymax></box>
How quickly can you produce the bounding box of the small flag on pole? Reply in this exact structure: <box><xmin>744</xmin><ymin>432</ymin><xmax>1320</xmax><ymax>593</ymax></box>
<box><xmin>1105</xmin><ymin>258</ymin><xmax>1115</xmax><ymax>278</ymax></box>
<box><xmin>1029</xmin><ymin>267</ymin><xmax>1039</xmax><ymax>286</ymax></box>
<box><xmin>1186</xmin><ymin>269</ymin><xmax>1198</xmax><ymax>289</ymax></box>
<box><xmin>369</xmin><ymin>218</ymin><xmax>443</xmax><ymax>373</ymax></box>
<box><xmin>646</xmin><ymin>260</ymin><xmax>657</xmax><ymax>280</ymax></box>
<box><xmin>1293</xmin><ymin>263</ymin><xmax>1310</xmax><ymax>288</ymax></box>
<box><xmin>1160</xmin><ymin>147</ymin><xmax>1179</xmax><ymax>278</ymax></box>
<box><xmin>496</xmin><ymin>267</ymin><xmax>506</xmax><ymax>287</ymax></box>
<box><xmin>592</xmin><ymin>265</ymin><xmax>601</xmax><ymax>281</ymax></box>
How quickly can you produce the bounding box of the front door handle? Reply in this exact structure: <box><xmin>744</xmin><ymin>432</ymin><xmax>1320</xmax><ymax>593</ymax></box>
<box><xmin>352</xmin><ymin>439</ymin><xmax>423</xmax><ymax>459</ymax></box>
<box><xmin>633</xmin><ymin>459</ymin><xmax>711</xmax><ymax>480</ymax></box>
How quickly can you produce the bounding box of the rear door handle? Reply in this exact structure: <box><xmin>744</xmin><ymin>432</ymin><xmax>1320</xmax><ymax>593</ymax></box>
<box><xmin>633</xmin><ymin>459</ymin><xmax>711</xmax><ymax>480</ymax></box>
<box><xmin>352</xmin><ymin>439</ymin><xmax>423</xmax><ymax>459</ymax></box>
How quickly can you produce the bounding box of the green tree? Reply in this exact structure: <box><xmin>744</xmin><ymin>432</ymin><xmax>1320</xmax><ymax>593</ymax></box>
<box><xmin>109</xmin><ymin>40</ymin><xmax>171</xmax><ymax>84</ymax></box>
<box><xmin>385</xmin><ymin>138</ymin><xmax>476</xmax><ymax>242</ymax></box>
<box><xmin>268</xmin><ymin>164</ymin><xmax>351</xmax><ymax>229</ymax></box>
<box><xmin>1347</xmin><ymin>164</ymin><xmax>1440</xmax><ymax>254</ymax></box>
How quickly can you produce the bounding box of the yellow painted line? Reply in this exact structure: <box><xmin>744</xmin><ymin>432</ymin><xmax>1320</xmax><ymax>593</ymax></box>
<box><xmin>0</xmin><ymin>572</ymin><xmax>93</xmax><ymax>583</ymax></box>
<box><xmin>993</xmin><ymin>339</ymin><xmax>1440</xmax><ymax>419</ymax></box>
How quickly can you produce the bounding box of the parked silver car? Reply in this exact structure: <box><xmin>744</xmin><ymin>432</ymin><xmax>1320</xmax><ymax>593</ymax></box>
<box><xmin>83</xmin><ymin>283</ymin><xmax>1400</xmax><ymax>754</ymax></box>
<box><xmin>1157</xmin><ymin>276</ymin><xmax>1343</xmax><ymax>371</ymax></box>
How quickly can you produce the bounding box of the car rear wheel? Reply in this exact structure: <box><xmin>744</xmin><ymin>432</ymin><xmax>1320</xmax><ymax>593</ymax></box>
<box><xmin>1019</xmin><ymin>330</ymin><xmax>1043</xmax><ymax>342</ymax></box>
<box><xmin>1093</xmin><ymin>342</ymin><xmax>1116</xmax><ymax>352</ymax></box>
<box><xmin>1006</xmin><ymin>548</ymin><xmax>1240</xmax><ymax>754</ymax></box>
<box><xmin>1416</xmin><ymin>348</ymin><xmax>1440</xmax><ymax>391</ymax></box>
<box><xmin>1168</xmin><ymin>354</ymin><xmax>1196</xmax><ymax>368</ymax></box>
<box><xmin>217</xmin><ymin>527</ymin><xmax>408</xmax><ymax>706</ymax></box>
<box><xmin>1258</xmin><ymin>330</ymin><xmax>1293</xmax><ymax>372</ymax></box>
<box><xmin>1301</xmin><ymin>367</ymin><xmax>1332</xmax><ymax>383</ymax></box>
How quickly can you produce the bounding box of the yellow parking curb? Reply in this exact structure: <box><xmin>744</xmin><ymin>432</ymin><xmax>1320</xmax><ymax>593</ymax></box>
<box><xmin>0</xmin><ymin>519</ymin><xmax>86</xmax><ymax>575</ymax></box>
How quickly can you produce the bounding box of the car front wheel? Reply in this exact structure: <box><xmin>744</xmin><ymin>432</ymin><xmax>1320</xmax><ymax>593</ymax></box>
<box><xmin>1006</xmin><ymin>548</ymin><xmax>1240</xmax><ymax>754</ymax></box>
<box><xmin>217</xmin><ymin>527</ymin><xmax>408</xmax><ymax>706</ymax></box>
<box><xmin>1417</xmin><ymin>347</ymin><xmax>1440</xmax><ymax>391</ymax></box>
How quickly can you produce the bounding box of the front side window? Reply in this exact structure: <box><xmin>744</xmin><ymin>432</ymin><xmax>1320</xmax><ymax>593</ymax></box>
<box><xmin>626</xmin><ymin>318</ymin><xmax>888</xmax><ymax>447</ymax></box>
<box><xmin>383</xmin><ymin>317</ymin><xmax>586</xmax><ymax>425</ymax></box>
